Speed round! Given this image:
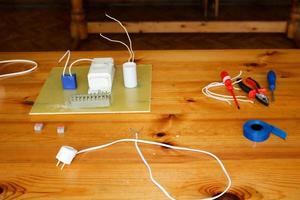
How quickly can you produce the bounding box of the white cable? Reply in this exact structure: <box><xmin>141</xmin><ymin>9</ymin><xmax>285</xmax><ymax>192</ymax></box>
<box><xmin>134</xmin><ymin>133</ymin><xmax>176</xmax><ymax>200</ymax></box>
<box><xmin>105</xmin><ymin>13</ymin><xmax>135</xmax><ymax>62</ymax></box>
<box><xmin>58</xmin><ymin>50</ymin><xmax>92</xmax><ymax>76</ymax></box>
<box><xmin>231</xmin><ymin>70</ymin><xmax>242</xmax><ymax>80</ymax></box>
<box><xmin>202</xmin><ymin>71</ymin><xmax>253</xmax><ymax>105</ymax></box>
<box><xmin>202</xmin><ymin>82</ymin><xmax>251</xmax><ymax>103</ymax></box>
<box><xmin>0</xmin><ymin>59</ymin><xmax>38</xmax><ymax>78</ymax></box>
<box><xmin>100</xmin><ymin>33</ymin><xmax>132</xmax><ymax>62</ymax></box>
<box><xmin>59</xmin><ymin>50</ymin><xmax>71</xmax><ymax>76</ymax></box>
<box><xmin>68</xmin><ymin>58</ymin><xmax>93</xmax><ymax>76</ymax></box>
<box><xmin>77</xmin><ymin>136</ymin><xmax>231</xmax><ymax>200</ymax></box>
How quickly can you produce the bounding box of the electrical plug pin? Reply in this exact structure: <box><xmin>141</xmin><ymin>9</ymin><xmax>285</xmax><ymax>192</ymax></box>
<box><xmin>56</xmin><ymin>146</ymin><xmax>77</xmax><ymax>170</ymax></box>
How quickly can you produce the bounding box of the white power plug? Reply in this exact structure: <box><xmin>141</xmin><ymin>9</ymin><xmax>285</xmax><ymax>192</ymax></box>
<box><xmin>56</xmin><ymin>146</ymin><xmax>78</xmax><ymax>170</ymax></box>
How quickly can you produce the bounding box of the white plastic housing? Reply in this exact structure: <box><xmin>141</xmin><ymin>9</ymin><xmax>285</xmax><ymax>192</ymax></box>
<box><xmin>56</xmin><ymin>146</ymin><xmax>77</xmax><ymax>165</ymax></box>
<box><xmin>88</xmin><ymin>58</ymin><xmax>115</xmax><ymax>94</ymax></box>
<box><xmin>123</xmin><ymin>62</ymin><xmax>137</xmax><ymax>88</ymax></box>
<box><xmin>34</xmin><ymin>123</ymin><xmax>44</xmax><ymax>133</ymax></box>
<box><xmin>57</xmin><ymin>126</ymin><xmax>65</xmax><ymax>134</ymax></box>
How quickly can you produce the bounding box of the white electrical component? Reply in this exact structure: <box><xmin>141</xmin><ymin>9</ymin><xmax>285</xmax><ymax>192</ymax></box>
<box><xmin>57</xmin><ymin>125</ymin><xmax>65</xmax><ymax>135</ymax></box>
<box><xmin>34</xmin><ymin>123</ymin><xmax>44</xmax><ymax>133</ymax></box>
<box><xmin>88</xmin><ymin>58</ymin><xmax>115</xmax><ymax>94</ymax></box>
<box><xmin>123</xmin><ymin>62</ymin><xmax>137</xmax><ymax>88</ymax></box>
<box><xmin>68</xmin><ymin>92</ymin><xmax>111</xmax><ymax>108</ymax></box>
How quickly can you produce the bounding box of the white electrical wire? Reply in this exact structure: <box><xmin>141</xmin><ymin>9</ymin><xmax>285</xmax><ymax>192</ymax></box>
<box><xmin>77</xmin><ymin>135</ymin><xmax>231</xmax><ymax>200</ymax></box>
<box><xmin>0</xmin><ymin>59</ymin><xmax>38</xmax><ymax>78</ymax></box>
<box><xmin>68</xmin><ymin>58</ymin><xmax>93</xmax><ymax>75</ymax></box>
<box><xmin>99</xmin><ymin>13</ymin><xmax>135</xmax><ymax>62</ymax></box>
<box><xmin>59</xmin><ymin>50</ymin><xmax>71</xmax><ymax>76</ymax></box>
<box><xmin>202</xmin><ymin>71</ymin><xmax>253</xmax><ymax>105</ymax></box>
<box><xmin>105</xmin><ymin>13</ymin><xmax>134</xmax><ymax>62</ymax></box>
<box><xmin>100</xmin><ymin>33</ymin><xmax>132</xmax><ymax>62</ymax></box>
<box><xmin>134</xmin><ymin>133</ymin><xmax>176</xmax><ymax>200</ymax></box>
<box><xmin>59</xmin><ymin>50</ymin><xmax>93</xmax><ymax>76</ymax></box>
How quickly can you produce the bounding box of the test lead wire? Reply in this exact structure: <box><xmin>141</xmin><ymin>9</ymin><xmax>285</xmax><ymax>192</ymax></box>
<box><xmin>202</xmin><ymin>71</ymin><xmax>253</xmax><ymax>106</ymax></box>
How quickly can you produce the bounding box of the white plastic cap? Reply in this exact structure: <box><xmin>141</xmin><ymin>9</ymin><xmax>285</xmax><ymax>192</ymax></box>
<box><xmin>57</xmin><ymin>126</ymin><xmax>65</xmax><ymax>135</ymax></box>
<box><xmin>56</xmin><ymin>146</ymin><xmax>78</xmax><ymax>169</ymax></box>
<box><xmin>34</xmin><ymin>123</ymin><xmax>44</xmax><ymax>133</ymax></box>
<box><xmin>123</xmin><ymin>62</ymin><xmax>137</xmax><ymax>88</ymax></box>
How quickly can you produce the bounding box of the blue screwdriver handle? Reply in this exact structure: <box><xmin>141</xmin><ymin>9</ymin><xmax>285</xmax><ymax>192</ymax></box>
<box><xmin>267</xmin><ymin>70</ymin><xmax>276</xmax><ymax>91</ymax></box>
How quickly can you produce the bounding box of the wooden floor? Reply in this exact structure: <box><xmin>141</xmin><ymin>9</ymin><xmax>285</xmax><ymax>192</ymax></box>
<box><xmin>0</xmin><ymin>4</ymin><xmax>297</xmax><ymax>51</ymax></box>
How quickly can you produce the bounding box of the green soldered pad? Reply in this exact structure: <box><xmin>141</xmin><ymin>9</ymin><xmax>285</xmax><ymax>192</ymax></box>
<box><xmin>30</xmin><ymin>65</ymin><xmax>152</xmax><ymax>115</ymax></box>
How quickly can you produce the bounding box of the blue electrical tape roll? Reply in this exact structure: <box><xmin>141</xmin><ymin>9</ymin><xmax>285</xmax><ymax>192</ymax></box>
<box><xmin>243</xmin><ymin>120</ymin><xmax>287</xmax><ymax>142</ymax></box>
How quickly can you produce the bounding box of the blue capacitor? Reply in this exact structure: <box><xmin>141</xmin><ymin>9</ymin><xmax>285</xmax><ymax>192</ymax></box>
<box><xmin>61</xmin><ymin>74</ymin><xmax>77</xmax><ymax>90</ymax></box>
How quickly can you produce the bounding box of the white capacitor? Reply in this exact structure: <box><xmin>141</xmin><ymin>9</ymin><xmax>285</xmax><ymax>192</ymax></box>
<box><xmin>123</xmin><ymin>62</ymin><xmax>137</xmax><ymax>88</ymax></box>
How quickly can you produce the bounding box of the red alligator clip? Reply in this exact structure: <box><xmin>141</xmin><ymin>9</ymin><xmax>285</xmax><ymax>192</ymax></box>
<box><xmin>245</xmin><ymin>77</ymin><xmax>266</xmax><ymax>99</ymax></box>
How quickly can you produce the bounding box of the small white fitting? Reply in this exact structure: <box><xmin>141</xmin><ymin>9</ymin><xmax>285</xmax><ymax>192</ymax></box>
<box><xmin>57</xmin><ymin>126</ymin><xmax>65</xmax><ymax>135</ymax></box>
<box><xmin>123</xmin><ymin>62</ymin><xmax>137</xmax><ymax>88</ymax></box>
<box><xmin>34</xmin><ymin>123</ymin><xmax>44</xmax><ymax>133</ymax></box>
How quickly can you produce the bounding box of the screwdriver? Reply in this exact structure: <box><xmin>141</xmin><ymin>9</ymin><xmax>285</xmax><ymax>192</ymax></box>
<box><xmin>267</xmin><ymin>70</ymin><xmax>276</xmax><ymax>101</ymax></box>
<box><xmin>221</xmin><ymin>71</ymin><xmax>240</xmax><ymax>109</ymax></box>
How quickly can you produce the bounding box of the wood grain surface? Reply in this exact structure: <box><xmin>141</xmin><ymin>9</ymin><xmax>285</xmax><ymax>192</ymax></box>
<box><xmin>87</xmin><ymin>21</ymin><xmax>287</xmax><ymax>33</ymax></box>
<box><xmin>0</xmin><ymin>50</ymin><xmax>299</xmax><ymax>200</ymax></box>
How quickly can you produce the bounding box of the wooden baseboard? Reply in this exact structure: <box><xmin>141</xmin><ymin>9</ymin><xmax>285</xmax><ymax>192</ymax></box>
<box><xmin>87</xmin><ymin>21</ymin><xmax>287</xmax><ymax>33</ymax></box>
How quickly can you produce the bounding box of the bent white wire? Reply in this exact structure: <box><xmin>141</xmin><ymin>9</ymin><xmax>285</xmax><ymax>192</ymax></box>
<box><xmin>0</xmin><ymin>59</ymin><xmax>38</xmax><ymax>78</ymax></box>
<box><xmin>59</xmin><ymin>50</ymin><xmax>71</xmax><ymax>76</ymax></box>
<box><xmin>59</xmin><ymin>50</ymin><xmax>93</xmax><ymax>76</ymax></box>
<box><xmin>134</xmin><ymin>134</ymin><xmax>176</xmax><ymax>200</ymax></box>
<box><xmin>77</xmin><ymin>137</ymin><xmax>231</xmax><ymax>200</ymax></box>
<box><xmin>100</xmin><ymin>33</ymin><xmax>132</xmax><ymax>62</ymax></box>
<box><xmin>105</xmin><ymin>13</ymin><xmax>135</xmax><ymax>62</ymax></box>
<box><xmin>68</xmin><ymin>58</ymin><xmax>93</xmax><ymax>75</ymax></box>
